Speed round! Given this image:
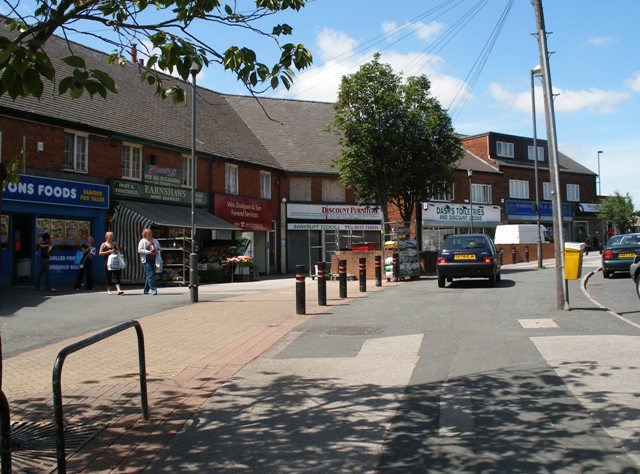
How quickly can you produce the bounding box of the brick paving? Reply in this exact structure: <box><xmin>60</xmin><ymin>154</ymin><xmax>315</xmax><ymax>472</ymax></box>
<box><xmin>3</xmin><ymin>277</ymin><xmax>395</xmax><ymax>472</ymax></box>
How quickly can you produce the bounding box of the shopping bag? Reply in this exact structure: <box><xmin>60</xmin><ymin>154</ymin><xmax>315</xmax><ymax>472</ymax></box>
<box><xmin>118</xmin><ymin>253</ymin><xmax>127</xmax><ymax>270</ymax></box>
<box><xmin>107</xmin><ymin>253</ymin><xmax>121</xmax><ymax>271</ymax></box>
<box><xmin>74</xmin><ymin>250</ymin><xmax>84</xmax><ymax>266</ymax></box>
<box><xmin>155</xmin><ymin>254</ymin><xmax>163</xmax><ymax>273</ymax></box>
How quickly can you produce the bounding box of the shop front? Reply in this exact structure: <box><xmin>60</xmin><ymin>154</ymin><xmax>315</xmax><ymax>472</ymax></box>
<box><xmin>284</xmin><ymin>203</ymin><xmax>383</xmax><ymax>274</ymax></box>
<box><xmin>576</xmin><ymin>202</ymin><xmax>602</xmax><ymax>247</ymax></box>
<box><xmin>504</xmin><ymin>199</ymin><xmax>573</xmax><ymax>240</ymax></box>
<box><xmin>421</xmin><ymin>201</ymin><xmax>502</xmax><ymax>251</ymax></box>
<box><xmin>213</xmin><ymin>194</ymin><xmax>274</xmax><ymax>275</ymax></box>
<box><xmin>1</xmin><ymin>174</ymin><xmax>109</xmax><ymax>287</ymax></box>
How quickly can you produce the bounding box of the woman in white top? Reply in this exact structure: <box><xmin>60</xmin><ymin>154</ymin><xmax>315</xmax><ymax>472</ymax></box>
<box><xmin>138</xmin><ymin>228</ymin><xmax>161</xmax><ymax>295</ymax></box>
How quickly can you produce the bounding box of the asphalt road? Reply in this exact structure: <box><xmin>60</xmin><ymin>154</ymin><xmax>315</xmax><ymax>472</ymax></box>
<box><xmin>586</xmin><ymin>268</ymin><xmax>640</xmax><ymax>320</ymax></box>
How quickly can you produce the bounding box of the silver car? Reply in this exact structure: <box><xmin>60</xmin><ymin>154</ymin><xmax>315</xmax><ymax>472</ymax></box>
<box><xmin>631</xmin><ymin>255</ymin><xmax>640</xmax><ymax>298</ymax></box>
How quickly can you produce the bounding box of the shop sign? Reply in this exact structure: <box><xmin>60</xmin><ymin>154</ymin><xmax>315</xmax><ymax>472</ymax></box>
<box><xmin>111</xmin><ymin>180</ymin><xmax>209</xmax><ymax>206</ymax></box>
<box><xmin>288</xmin><ymin>223</ymin><xmax>381</xmax><ymax>231</ymax></box>
<box><xmin>504</xmin><ymin>200</ymin><xmax>572</xmax><ymax>220</ymax></box>
<box><xmin>3</xmin><ymin>175</ymin><xmax>109</xmax><ymax>209</ymax></box>
<box><xmin>578</xmin><ymin>203</ymin><xmax>600</xmax><ymax>213</ymax></box>
<box><xmin>286</xmin><ymin>203</ymin><xmax>382</xmax><ymax>221</ymax></box>
<box><xmin>214</xmin><ymin>194</ymin><xmax>273</xmax><ymax>231</ymax></box>
<box><xmin>421</xmin><ymin>202</ymin><xmax>501</xmax><ymax>226</ymax></box>
<box><xmin>143</xmin><ymin>165</ymin><xmax>182</xmax><ymax>186</ymax></box>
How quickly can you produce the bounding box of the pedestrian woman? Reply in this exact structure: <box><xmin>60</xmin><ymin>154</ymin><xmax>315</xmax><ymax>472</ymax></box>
<box><xmin>138</xmin><ymin>228</ymin><xmax>160</xmax><ymax>295</ymax></box>
<box><xmin>74</xmin><ymin>236</ymin><xmax>95</xmax><ymax>290</ymax></box>
<box><xmin>35</xmin><ymin>232</ymin><xmax>56</xmax><ymax>292</ymax></box>
<box><xmin>99</xmin><ymin>231</ymin><xmax>124</xmax><ymax>295</ymax></box>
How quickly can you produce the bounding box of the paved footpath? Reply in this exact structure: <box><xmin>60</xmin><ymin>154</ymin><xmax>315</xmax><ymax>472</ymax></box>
<box><xmin>2</xmin><ymin>276</ymin><xmax>392</xmax><ymax>472</ymax></box>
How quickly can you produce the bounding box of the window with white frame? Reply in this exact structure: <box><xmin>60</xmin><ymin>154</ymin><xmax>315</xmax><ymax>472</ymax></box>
<box><xmin>121</xmin><ymin>143</ymin><xmax>142</xmax><ymax>180</ymax></box>
<box><xmin>64</xmin><ymin>132</ymin><xmax>88</xmax><ymax>172</ymax></box>
<box><xmin>527</xmin><ymin>145</ymin><xmax>544</xmax><ymax>161</ymax></box>
<box><xmin>496</xmin><ymin>141</ymin><xmax>514</xmax><ymax>158</ymax></box>
<box><xmin>260</xmin><ymin>171</ymin><xmax>271</xmax><ymax>199</ymax></box>
<box><xmin>471</xmin><ymin>183</ymin><xmax>492</xmax><ymax>204</ymax></box>
<box><xmin>543</xmin><ymin>182</ymin><xmax>552</xmax><ymax>200</ymax></box>
<box><xmin>181</xmin><ymin>155</ymin><xmax>193</xmax><ymax>187</ymax></box>
<box><xmin>509</xmin><ymin>179</ymin><xmax>530</xmax><ymax>199</ymax></box>
<box><xmin>566</xmin><ymin>184</ymin><xmax>580</xmax><ymax>202</ymax></box>
<box><xmin>431</xmin><ymin>183</ymin><xmax>454</xmax><ymax>201</ymax></box>
<box><xmin>225</xmin><ymin>163</ymin><xmax>239</xmax><ymax>195</ymax></box>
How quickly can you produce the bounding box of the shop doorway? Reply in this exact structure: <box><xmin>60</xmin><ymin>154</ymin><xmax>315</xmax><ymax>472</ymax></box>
<box><xmin>12</xmin><ymin>214</ymin><xmax>33</xmax><ymax>284</ymax></box>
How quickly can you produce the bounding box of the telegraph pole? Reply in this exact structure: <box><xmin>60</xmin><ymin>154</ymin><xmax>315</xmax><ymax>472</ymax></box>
<box><xmin>532</xmin><ymin>0</ymin><xmax>568</xmax><ymax>310</ymax></box>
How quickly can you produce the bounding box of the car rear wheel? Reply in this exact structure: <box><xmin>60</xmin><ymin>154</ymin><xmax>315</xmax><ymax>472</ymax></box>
<box><xmin>438</xmin><ymin>275</ymin><xmax>445</xmax><ymax>288</ymax></box>
<box><xmin>496</xmin><ymin>272</ymin><xmax>501</xmax><ymax>282</ymax></box>
<box><xmin>489</xmin><ymin>272</ymin><xmax>496</xmax><ymax>287</ymax></box>
<box><xmin>603</xmin><ymin>270</ymin><xmax>612</xmax><ymax>279</ymax></box>
<box><xmin>636</xmin><ymin>274</ymin><xmax>640</xmax><ymax>299</ymax></box>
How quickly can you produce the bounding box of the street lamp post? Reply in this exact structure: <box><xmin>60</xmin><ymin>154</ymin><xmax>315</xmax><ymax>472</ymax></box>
<box><xmin>467</xmin><ymin>169</ymin><xmax>473</xmax><ymax>233</ymax></box>
<box><xmin>189</xmin><ymin>61</ymin><xmax>200</xmax><ymax>303</ymax></box>
<box><xmin>597</xmin><ymin>150</ymin><xmax>603</xmax><ymax>196</ymax></box>
<box><xmin>531</xmin><ymin>65</ymin><xmax>543</xmax><ymax>269</ymax></box>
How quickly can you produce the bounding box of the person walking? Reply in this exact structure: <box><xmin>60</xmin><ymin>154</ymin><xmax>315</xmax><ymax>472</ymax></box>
<box><xmin>74</xmin><ymin>236</ymin><xmax>95</xmax><ymax>290</ymax></box>
<box><xmin>138</xmin><ymin>228</ymin><xmax>161</xmax><ymax>295</ymax></box>
<box><xmin>35</xmin><ymin>232</ymin><xmax>56</xmax><ymax>292</ymax></box>
<box><xmin>99</xmin><ymin>231</ymin><xmax>124</xmax><ymax>295</ymax></box>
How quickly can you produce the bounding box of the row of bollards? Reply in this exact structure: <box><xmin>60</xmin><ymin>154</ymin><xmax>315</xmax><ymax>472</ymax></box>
<box><xmin>295</xmin><ymin>257</ymin><xmax>384</xmax><ymax>315</ymax></box>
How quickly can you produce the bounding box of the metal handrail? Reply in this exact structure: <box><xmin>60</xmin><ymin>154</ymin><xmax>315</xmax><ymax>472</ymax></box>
<box><xmin>0</xmin><ymin>390</ymin><xmax>10</xmax><ymax>474</ymax></box>
<box><xmin>52</xmin><ymin>320</ymin><xmax>149</xmax><ymax>473</ymax></box>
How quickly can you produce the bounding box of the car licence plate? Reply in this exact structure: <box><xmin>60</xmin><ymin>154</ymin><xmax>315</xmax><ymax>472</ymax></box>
<box><xmin>454</xmin><ymin>254</ymin><xmax>476</xmax><ymax>261</ymax></box>
<box><xmin>618</xmin><ymin>252</ymin><xmax>636</xmax><ymax>258</ymax></box>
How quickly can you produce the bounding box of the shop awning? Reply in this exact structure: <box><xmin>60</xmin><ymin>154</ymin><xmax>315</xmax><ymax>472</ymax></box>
<box><xmin>116</xmin><ymin>200</ymin><xmax>240</xmax><ymax>231</ymax></box>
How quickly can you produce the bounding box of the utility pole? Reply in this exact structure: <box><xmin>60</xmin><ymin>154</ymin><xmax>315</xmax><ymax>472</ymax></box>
<box><xmin>532</xmin><ymin>0</ymin><xmax>568</xmax><ymax>310</ymax></box>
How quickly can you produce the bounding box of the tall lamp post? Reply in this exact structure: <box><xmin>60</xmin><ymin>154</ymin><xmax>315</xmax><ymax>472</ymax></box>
<box><xmin>467</xmin><ymin>169</ymin><xmax>473</xmax><ymax>233</ymax></box>
<box><xmin>531</xmin><ymin>65</ymin><xmax>544</xmax><ymax>269</ymax></box>
<box><xmin>189</xmin><ymin>61</ymin><xmax>200</xmax><ymax>303</ymax></box>
<box><xmin>597</xmin><ymin>150</ymin><xmax>603</xmax><ymax>196</ymax></box>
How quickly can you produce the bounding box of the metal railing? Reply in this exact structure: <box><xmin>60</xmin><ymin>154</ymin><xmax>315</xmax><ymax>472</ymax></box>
<box><xmin>52</xmin><ymin>320</ymin><xmax>149</xmax><ymax>473</ymax></box>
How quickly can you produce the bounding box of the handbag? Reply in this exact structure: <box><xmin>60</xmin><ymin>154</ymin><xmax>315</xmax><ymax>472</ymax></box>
<box><xmin>107</xmin><ymin>252</ymin><xmax>121</xmax><ymax>271</ymax></box>
<box><xmin>155</xmin><ymin>253</ymin><xmax>163</xmax><ymax>273</ymax></box>
<box><xmin>74</xmin><ymin>250</ymin><xmax>84</xmax><ymax>266</ymax></box>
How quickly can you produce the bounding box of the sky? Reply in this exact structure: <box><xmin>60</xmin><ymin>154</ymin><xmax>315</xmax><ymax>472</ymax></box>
<box><xmin>10</xmin><ymin>0</ymin><xmax>640</xmax><ymax>207</ymax></box>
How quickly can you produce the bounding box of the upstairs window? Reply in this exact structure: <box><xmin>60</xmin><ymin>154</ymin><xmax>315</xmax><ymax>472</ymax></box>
<box><xmin>321</xmin><ymin>179</ymin><xmax>346</xmax><ymax>202</ymax></box>
<box><xmin>509</xmin><ymin>179</ymin><xmax>529</xmax><ymax>199</ymax></box>
<box><xmin>225</xmin><ymin>164</ymin><xmax>239</xmax><ymax>195</ymax></box>
<box><xmin>471</xmin><ymin>184</ymin><xmax>492</xmax><ymax>204</ymax></box>
<box><xmin>260</xmin><ymin>171</ymin><xmax>271</xmax><ymax>200</ymax></box>
<box><xmin>64</xmin><ymin>132</ymin><xmax>88</xmax><ymax>173</ymax></box>
<box><xmin>289</xmin><ymin>177</ymin><xmax>312</xmax><ymax>201</ymax></box>
<box><xmin>122</xmin><ymin>143</ymin><xmax>142</xmax><ymax>180</ymax></box>
<box><xmin>527</xmin><ymin>146</ymin><xmax>545</xmax><ymax>161</ymax></box>
<box><xmin>182</xmin><ymin>155</ymin><xmax>193</xmax><ymax>187</ymax></box>
<box><xmin>496</xmin><ymin>141</ymin><xmax>514</xmax><ymax>158</ymax></box>
<box><xmin>566</xmin><ymin>184</ymin><xmax>580</xmax><ymax>202</ymax></box>
<box><xmin>543</xmin><ymin>182</ymin><xmax>552</xmax><ymax>200</ymax></box>
<box><xmin>431</xmin><ymin>183</ymin><xmax>454</xmax><ymax>201</ymax></box>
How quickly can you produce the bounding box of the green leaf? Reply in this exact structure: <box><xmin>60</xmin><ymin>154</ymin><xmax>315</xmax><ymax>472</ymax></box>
<box><xmin>23</xmin><ymin>68</ymin><xmax>43</xmax><ymax>98</ymax></box>
<box><xmin>58</xmin><ymin>76</ymin><xmax>74</xmax><ymax>95</ymax></box>
<box><xmin>62</xmin><ymin>55</ymin><xmax>86</xmax><ymax>69</ymax></box>
<box><xmin>224</xmin><ymin>4</ymin><xmax>233</xmax><ymax>14</ymax></box>
<box><xmin>91</xmin><ymin>69</ymin><xmax>117</xmax><ymax>93</ymax></box>
<box><xmin>270</xmin><ymin>76</ymin><xmax>278</xmax><ymax>89</ymax></box>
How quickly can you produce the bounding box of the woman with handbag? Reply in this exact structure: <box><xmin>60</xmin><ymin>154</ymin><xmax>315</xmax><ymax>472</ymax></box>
<box><xmin>99</xmin><ymin>231</ymin><xmax>124</xmax><ymax>295</ymax></box>
<box><xmin>74</xmin><ymin>235</ymin><xmax>95</xmax><ymax>290</ymax></box>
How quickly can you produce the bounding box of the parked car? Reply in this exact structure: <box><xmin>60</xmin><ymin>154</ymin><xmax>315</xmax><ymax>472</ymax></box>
<box><xmin>436</xmin><ymin>234</ymin><xmax>501</xmax><ymax>288</ymax></box>
<box><xmin>601</xmin><ymin>233</ymin><xmax>640</xmax><ymax>278</ymax></box>
<box><xmin>630</xmin><ymin>255</ymin><xmax>640</xmax><ymax>298</ymax></box>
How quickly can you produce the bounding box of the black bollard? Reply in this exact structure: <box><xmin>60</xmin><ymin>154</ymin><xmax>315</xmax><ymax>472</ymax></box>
<box><xmin>392</xmin><ymin>252</ymin><xmax>399</xmax><ymax>282</ymax></box>
<box><xmin>375</xmin><ymin>255</ymin><xmax>382</xmax><ymax>287</ymax></box>
<box><xmin>317</xmin><ymin>261</ymin><xmax>327</xmax><ymax>306</ymax></box>
<box><xmin>296</xmin><ymin>265</ymin><xmax>306</xmax><ymax>315</ymax></box>
<box><xmin>359</xmin><ymin>257</ymin><xmax>367</xmax><ymax>293</ymax></box>
<box><xmin>525</xmin><ymin>245</ymin><xmax>530</xmax><ymax>263</ymax></box>
<box><xmin>339</xmin><ymin>259</ymin><xmax>347</xmax><ymax>298</ymax></box>
<box><xmin>511</xmin><ymin>246</ymin><xmax>516</xmax><ymax>265</ymax></box>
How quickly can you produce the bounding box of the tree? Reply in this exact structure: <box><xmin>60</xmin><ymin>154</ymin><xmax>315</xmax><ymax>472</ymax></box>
<box><xmin>598</xmin><ymin>192</ymin><xmax>637</xmax><ymax>234</ymax></box>
<box><xmin>332</xmin><ymin>54</ymin><xmax>462</xmax><ymax>230</ymax></box>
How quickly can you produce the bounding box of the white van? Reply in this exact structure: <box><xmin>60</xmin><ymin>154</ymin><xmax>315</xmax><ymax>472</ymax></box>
<box><xmin>494</xmin><ymin>224</ymin><xmax>551</xmax><ymax>245</ymax></box>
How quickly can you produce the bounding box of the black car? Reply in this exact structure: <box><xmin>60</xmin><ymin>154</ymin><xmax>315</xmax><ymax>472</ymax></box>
<box><xmin>436</xmin><ymin>234</ymin><xmax>501</xmax><ymax>288</ymax></box>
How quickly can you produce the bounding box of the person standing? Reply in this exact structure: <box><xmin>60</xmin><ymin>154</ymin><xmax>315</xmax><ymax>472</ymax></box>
<box><xmin>35</xmin><ymin>232</ymin><xmax>56</xmax><ymax>292</ymax></box>
<box><xmin>74</xmin><ymin>236</ymin><xmax>95</xmax><ymax>290</ymax></box>
<box><xmin>138</xmin><ymin>228</ymin><xmax>160</xmax><ymax>295</ymax></box>
<box><xmin>99</xmin><ymin>231</ymin><xmax>124</xmax><ymax>295</ymax></box>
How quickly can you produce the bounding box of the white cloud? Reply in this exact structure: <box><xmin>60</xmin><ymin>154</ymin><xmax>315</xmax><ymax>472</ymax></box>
<box><xmin>489</xmin><ymin>82</ymin><xmax>630</xmax><ymax>114</ymax></box>
<box><xmin>626</xmin><ymin>72</ymin><xmax>640</xmax><ymax>92</ymax></box>
<box><xmin>382</xmin><ymin>20</ymin><xmax>445</xmax><ymax>42</ymax></box>
<box><xmin>587</xmin><ymin>36</ymin><xmax>614</xmax><ymax>46</ymax></box>
<box><xmin>276</xmin><ymin>27</ymin><xmax>469</xmax><ymax>108</ymax></box>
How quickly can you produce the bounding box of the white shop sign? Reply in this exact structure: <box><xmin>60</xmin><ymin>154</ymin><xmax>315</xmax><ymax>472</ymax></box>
<box><xmin>286</xmin><ymin>203</ymin><xmax>382</xmax><ymax>221</ymax></box>
<box><xmin>421</xmin><ymin>202</ymin><xmax>501</xmax><ymax>227</ymax></box>
<box><xmin>288</xmin><ymin>223</ymin><xmax>381</xmax><ymax>231</ymax></box>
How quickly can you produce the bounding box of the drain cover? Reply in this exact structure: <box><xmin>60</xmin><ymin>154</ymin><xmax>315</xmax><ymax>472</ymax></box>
<box><xmin>9</xmin><ymin>421</ymin><xmax>103</xmax><ymax>473</ymax></box>
<box><xmin>323</xmin><ymin>326</ymin><xmax>385</xmax><ymax>336</ymax></box>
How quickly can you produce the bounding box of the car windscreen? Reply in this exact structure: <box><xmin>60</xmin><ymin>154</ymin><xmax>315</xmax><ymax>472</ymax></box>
<box><xmin>444</xmin><ymin>236</ymin><xmax>488</xmax><ymax>250</ymax></box>
<box><xmin>617</xmin><ymin>235</ymin><xmax>640</xmax><ymax>246</ymax></box>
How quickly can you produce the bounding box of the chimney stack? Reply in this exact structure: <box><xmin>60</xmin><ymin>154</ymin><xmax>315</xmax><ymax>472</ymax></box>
<box><xmin>131</xmin><ymin>44</ymin><xmax>138</xmax><ymax>64</ymax></box>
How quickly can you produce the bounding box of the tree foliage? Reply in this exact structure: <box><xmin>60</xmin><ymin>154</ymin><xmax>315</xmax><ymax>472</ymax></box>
<box><xmin>598</xmin><ymin>192</ymin><xmax>637</xmax><ymax>234</ymax></box>
<box><xmin>0</xmin><ymin>0</ymin><xmax>313</xmax><ymax>102</ymax></box>
<box><xmin>331</xmin><ymin>54</ymin><xmax>462</xmax><ymax>227</ymax></box>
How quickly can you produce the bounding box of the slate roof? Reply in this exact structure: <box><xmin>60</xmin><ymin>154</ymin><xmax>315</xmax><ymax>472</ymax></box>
<box><xmin>0</xmin><ymin>31</ymin><xmax>280</xmax><ymax>169</ymax></box>
<box><xmin>457</xmin><ymin>149</ymin><xmax>501</xmax><ymax>174</ymax></box>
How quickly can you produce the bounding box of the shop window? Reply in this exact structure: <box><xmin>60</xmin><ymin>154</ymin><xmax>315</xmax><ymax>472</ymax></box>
<box><xmin>543</xmin><ymin>182</ymin><xmax>552</xmax><ymax>200</ymax></box>
<box><xmin>431</xmin><ymin>183</ymin><xmax>454</xmax><ymax>202</ymax></box>
<box><xmin>225</xmin><ymin>163</ymin><xmax>238</xmax><ymax>195</ymax></box>
<box><xmin>527</xmin><ymin>145</ymin><xmax>544</xmax><ymax>161</ymax></box>
<box><xmin>509</xmin><ymin>179</ymin><xmax>529</xmax><ymax>199</ymax></box>
<box><xmin>182</xmin><ymin>155</ymin><xmax>193</xmax><ymax>187</ymax></box>
<box><xmin>122</xmin><ymin>143</ymin><xmax>142</xmax><ymax>180</ymax></box>
<box><xmin>496</xmin><ymin>141</ymin><xmax>514</xmax><ymax>158</ymax></box>
<box><xmin>471</xmin><ymin>183</ymin><xmax>491</xmax><ymax>204</ymax></box>
<box><xmin>289</xmin><ymin>177</ymin><xmax>311</xmax><ymax>201</ymax></box>
<box><xmin>322</xmin><ymin>179</ymin><xmax>345</xmax><ymax>202</ymax></box>
<box><xmin>260</xmin><ymin>171</ymin><xmax>271</xmax><ymax>199</ymax></box>
<box><xmin>64</xmin><ymin>132</ymin><xmax>88</xmax><ymax>173</ymax></box>
<box><xmin>567</xmin><ymin>184</ymin><xmax>580</xmax><ymax>202</ymax></box>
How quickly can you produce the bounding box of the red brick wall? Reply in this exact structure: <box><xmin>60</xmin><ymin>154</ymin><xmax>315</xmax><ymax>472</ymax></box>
<box><xmin>330</xmin><ymin>251</ymin><xmax>385</xmax><ymax>280</ymax></box>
